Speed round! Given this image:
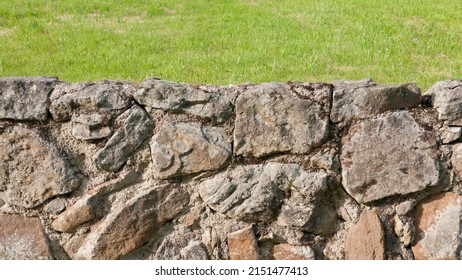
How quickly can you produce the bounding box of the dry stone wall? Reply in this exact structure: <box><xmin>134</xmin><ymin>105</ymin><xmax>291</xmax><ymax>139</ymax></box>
<box><xmin>1</xmin><ymin>76</ymin><xmax>462</xmax><ymax>260</ymax></box>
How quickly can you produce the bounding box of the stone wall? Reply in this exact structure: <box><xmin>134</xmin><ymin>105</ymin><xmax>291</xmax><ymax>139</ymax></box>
<box><xmin>1</xmin><ymin>76</ymin><xmax>462</xmax><ymax>260</ymax></box>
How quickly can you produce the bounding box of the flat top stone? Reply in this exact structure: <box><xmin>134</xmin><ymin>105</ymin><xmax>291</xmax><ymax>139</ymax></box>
<box><xmin>234</xmin><ymin>82</ymin><xmax>329</xmax><ymax>158</ymax></box>
<box><xmin>341</xmin><ymin>111</ymin><xmax>439</xmax><ymax>203</ymax></box>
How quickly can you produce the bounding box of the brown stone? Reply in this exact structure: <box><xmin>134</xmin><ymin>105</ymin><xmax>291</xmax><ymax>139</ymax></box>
<box><xmin>345</xmin><ymin>209</ymin><xmax>385</xmax><ymax>260</ymax></box>
<box><xmin>412</xmin><ymin>192</ymin><xmax>462</xmax><ymax>260</ymax></box>
<box><xmin>0</xmin><ymin>214</ymin><xmax>52</xmax><ymax>259</ymax></box>
<box><xmin>75</xmin><ymin>184</ymin><xmax>189</xmax><ymax>259</ymax></box>
<box><xmin>227</xmin><ymin>227</ymin><xmax>260</xmax><ymax>260</ymax></box>
<box><xmin>272</xmin><ymin>244</ymin><xmax>315</xmax><ymax>260</ymax></box>
<box><xmin>51</xmin><ymin>171</ymin><xmax>138</xmax><ymax>232</ymax></box>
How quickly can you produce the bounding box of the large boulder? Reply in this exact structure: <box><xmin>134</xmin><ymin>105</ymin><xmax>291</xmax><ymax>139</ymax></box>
<box><xmin>0</xmin><ymin>126</ymin><xmax>81</xmax><ymax>208</ymax></box>
<box><xmin>0</xmin><ymin>76</ymin><xmax>57</xmax><ymax>121</ymax></box>
<box><xmin>341</xmin><ymin>111</ymin><xmax>440</xmax><ymax>203</ymax></box>
<box><xmin>150</xmin><ymin>122</ymin><xmax>231</xmax><ymax>179</ymax></box>
<box><xmin>234</xmin><ymin>83</ymin><xmax>329</xmax><ymax>158</ymax></box>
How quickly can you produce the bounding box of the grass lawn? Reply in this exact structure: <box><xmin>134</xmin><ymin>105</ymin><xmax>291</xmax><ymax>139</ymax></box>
<box><xmin>0</xmin><ymin>0</ymin><xmax>461</xmax><ymax>89</ymax></box>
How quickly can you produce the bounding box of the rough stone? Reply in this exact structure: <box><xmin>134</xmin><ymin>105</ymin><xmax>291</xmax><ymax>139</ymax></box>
<box><xmin>199</xmin><ymin>163</ymin><xmax>332</xmax><ymax>230</ymax></box>
<box><xmin>51</xmin><ymin>171</ymin><xmax>139</xmax><ymax>232</ymax></box>
<box><xmin>44</xmin><ymin>198</ymin><xmax>67</xmax><ymax>214</ymax></box>
<box><xmin>341</xmin><ymin>111</ymin><xmax>440</xmax><ymax>203</ymax></box>
<box><xmin>71</xmin><ymin>113</ymin><xmax>111</xmax><ymax>140</ymax></box>
<box><xmin>345</xmin><ymin>209</ymin><xmax>385</xmax><ymax>260</ymax></box>
<box><xmin>0</xmin><ymin>214</ymin><xmax>53</xmax><ymax>259</ymax></box>
<box><xmin>412</xmin><ymin>192</ymin><xmax>462</xmax><ymax>260</ymax></box>
<box><xmin>134</xmin><ymin>79</ymin><xmax>236</xmax><ymax>122</ymax></box>
<box><xmin>155</xmin><ymin>233</ymin><xmax>209</xmax><ymax>260</ymax></box>
<box><xmin>0</xmin><ymin>76</ymin><xmax>57</xmax><ymax>121</ymax></box>
<box><xmin>227</xmin><ymin>227</ymin><xmax>260</xmax><ymax>260</ymax></box>
<box><xmin>272</xmin><ymin>244</ymin><xmax>316</xmax><ymax>260</ymax></box>
<box><xmin>234</xmin><ymin>83</ymin><xmax>329</xmax><ymax>158</ymax></box>
<box><xmin>331</xmin><ymin>81</ymin><xmax>421</xmax><ymax>122</ymax></box>
<box><xmin>75</xmin><ymin>184</ymin><xmax>189</xmax><ymax>259</ymax></box>
<box><xmin>440</xmin><ymin>126</ymin><xmax>461</xmax><ymax>144</ymax></box>
<box><xmin>49</xmin><ymin>81</ymin><xmax>133</xmax><ymax>122</ymax></box>
<box><xmin>451</xmin><ymin>143</ymin><xmax>462</xmax><ymax>180</ymax></box>
<box><xmin>0</xmin><ymin>126</ymin><xmax>81</xmax><ymax>208</ymax></box>
<box><xmin>394</xmin><ymin>215</ymin><xmax>413</xmax><ymax>247</ymax></box>
<box><xmin>93</xmin><ymin>105</ymin><xmax>154</xmax><ymax>172</ymax></box>
<box><xmin>425</xmin><ymin>80</ymin><xmax>462</xmax><ymax>122</ymax></box>
<box><xmin>150</xmin><ymin>122</ymin><xmax>231</xmax><ymax>179</ymax></box>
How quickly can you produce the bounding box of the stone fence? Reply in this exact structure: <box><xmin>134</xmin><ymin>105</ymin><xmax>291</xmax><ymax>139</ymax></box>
<box><xmin>1</xmin><ymin>76</ymin><xmax>462</xmax><ymax>260</ymax></box>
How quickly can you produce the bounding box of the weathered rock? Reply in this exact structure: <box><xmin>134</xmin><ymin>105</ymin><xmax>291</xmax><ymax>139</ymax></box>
<box><xmin>272</xmin><ymin>244</ymin><xmax>316</xmax><ymax>260</ymax></box>
<box><xmin>425</xmin><ymin>80</ymin><xmax>462</xmax><ymax>122</ymax></box>
<box><xmin>0</xmin><ymin>214</ymin><xmax>53</xmax><ymax>259</ymax></box>
<box><xmin>412</xmin><ymin>192</ymin><xmax>462</xmax><ymax>260</ymax></box>
<box><xmin>151</xmin><ymin>122</ymin><xmax>231</xmax><ymax>179</ymax></box>
<box><xmin>49</xmin><ymin>81</ymin><xmax>133</xmax><ymax>122</ymax></box>
<box><xmin>451</xmin><ymin>143</ymin><xmax>462</xmax><ymax>180</ymax></box>
<box><xmin>345</xmin><ymin>209</ymin><xmax>385</xmax><ymax>260</ymax></box>
<box><xmin>155</xmin><ymin>233</ymin><xmax>209</xmax><ymax>260</ymax></box>
<box><xmin>71</xmin><ymin>113</ymin><xmax>111</xmax><ymax>140</ymax></box>
<box><xmin>0</xmin><ymin>76</ymin><xmax>57</xmax><ymax>121</ymax></box>
<box><xmin>93</xmin><ymin>105</ymin><xmax>154</xmax><ymax>172</ymax></box>
<box><xmin>134</xmin><ymin>79</ymin><xmax>236</xmax><ymax>122</ymax></box>
<box><xmin>331</xmin><ymin>81</ymin><xmax>421</xmax><ymax>122</ymax></box>
<box><xmin>234</xmin><ymin>83</ymin><xmax>329</xmax><ymax>158</ymax></box>
<box><xmin>45</xmin><ymin>198</ymin><xmax>67</xmax><ymax>214</ymax></box>
<box><xmin>0</xmin><ymin>126</ymin><xmax>81</xmax><ymax>208</ymax></box>
<box><xmin>394</xmin><ymin>215</ymin><xmax>413</xmax><ymax>247</ymax></box>
<box><xmin>227</xmin><ymin>227</ymin><xmax>260</xmax><ymax>260</ymax></box>
<box><xmin>341</xmin><ymin>111</ymin><xmax>440</xmax><ymax>203</ymax></box>
<box><xmin>51</xmin><ymin>171</ymin><xmax>139</xmax><ymax>232</ymax></box>
<box><xmin>75</xmin><ymin>184</ymin><xmax>189</xmax><ymax>259</ymax></box>
<box><xmin>199</xmin><ymin>163</ymin><xmax>334</xmax><ymax>234</ymax></box>
<box><xmin>440</xmin><ymin>126</ymin><xmax>461</xmax><ymax>144</ymax></box>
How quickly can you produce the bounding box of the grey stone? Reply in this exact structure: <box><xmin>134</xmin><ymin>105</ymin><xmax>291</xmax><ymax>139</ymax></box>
<box><xmin>75</xmin><ymin>184</ymin><xmax>189</xmax><ymax>259</ymax></box>
<box><xmin>0</xmin><ymin>214</ymin><xmax>53</xmax><ymax>260</ymax></box>
<box><xmin>0</xmin><ymin>76</ymin><xmax>57</xmax><ymax>121</ymax></box>
<box><xmin>331</xmin><ymin>81</ymin><xmax>421</xmax><ymax>122</ymax></box>
<box><xmin>341</xmin><ymin>111</ymin><xmax>440</xmax><ymax>203</ymax></box>
<box><xmin>199</xmin><ymin>163</ymin><xmax>334</xmax><ymax>234</ymax></box>
<box><xmin>150</xmin><ymin>122</ymin><xmax>231</xmax><ymax>179</ymax></box>
<box><xmin>155</xmin><ymin>233</ymin><xmax>209</xmax><ymax>260</ymax></box>
<box><xmin>234</xmin><ymin>83</ymin><xmax>329</xmax><ymax>158</ymax></box>
<box><xmin>72</xmin><ymin>123</ymin><xmax>111</xmax><ymax>140</ymax></box>
<box><xmin>451</xmin><ymin>143</ymin><xmax>462</xmax><ymax>180</ymax></box>
<box><xmin>425</xmin><ymin>80</ymin><xmax>462</xmax><ymax>122</ymax></box>
<box><xmin>51</xmin><ymin>171</ymin><xmax>139</xmax><ymax>232</ymax></box>
<box><xmin>93</xmin><ymin>105</ymin><xmax>154</xmax><ymax>172</ymax></box>
<box><xmin>134</xmin><ymin>79</ymin><xmax>236</xmax><ymax>122</ymax></box>
<box><xmin>49</xmin><ymin>80</ymin><xmax>133</xmax><ymax>122</ymax></box>
<box><xmin>44</xmin><ymin>198</ymin><xmax>67</xmax><ymax>214</ymax></box>
<box><xmin>0</xmin><ymin>126</ymin><xmax>81</xmax><ymax>208</ymax></box>
<box><xmin>413</xmin><ymin>192</ymin><xmax>462</xmax><ymax>260</ymax></box>
<box><xmin>440</xmin><ymin>126</ymin><xmax>461</xmax><ymax>144</ymax></box>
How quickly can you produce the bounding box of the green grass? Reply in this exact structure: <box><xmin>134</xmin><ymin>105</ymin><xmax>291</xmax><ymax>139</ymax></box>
<box><xmin>1</xmin><ymin>0</ymin><xmax>461</xmax><ymax>89</ymax></box>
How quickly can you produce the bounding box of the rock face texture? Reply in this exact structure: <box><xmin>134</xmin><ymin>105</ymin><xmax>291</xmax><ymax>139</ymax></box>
<box><xmin>341</xmin><ymin>111</ymin><xmax>440</xmax><ymax>203</ymax></box>
<box><xmin>345</xmin><ymin>209</ymin><xmax>385</xmax><ymax>260</ymax></box>
<box><xmin>234</xmin><ymin>83</ymin><xmax>329</xmax><ymax>158</ymax></box>
<box><xmin>0</xmin><ymin>214</ymin><xmax>52</xmax><ymax>259</ymax></box>
<box><xmin>0</xmin><ymin>77</ymin><xmax>57</xmax><ymax>121</ymax></box>
<box><xmin>2</xmin><ymin>76</ymin><xmax>462</xmax><ymax>260</ymax></box>
<box><xmin>0</xmin><ymin>126</ymin><xmax>81</xmax><ymax>208</ymax></box>
<box><xmin>412</xmin><ymin>192</ymin><xmax>462</xmax><ymax>260</ymax></box>
<box><xmin>151</xmin><ymin>122</ymin><xmax>231</xmax><ymax>179</ymax></box>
